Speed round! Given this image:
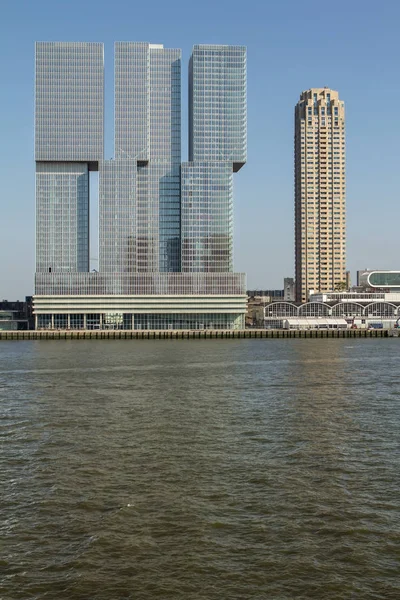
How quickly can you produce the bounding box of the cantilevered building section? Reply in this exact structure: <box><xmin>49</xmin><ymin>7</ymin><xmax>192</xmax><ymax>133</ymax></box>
<box><xmin>33</xmin><ymin>41</ymin><xmax>247</xmax><ymax>331</ymax></box>
<box><xmin>182</xmin><ymin>45</ymin><xmax>246</xmax><ymax>273</ymax></box>
<box><xmin>294</xmin><ymin>88</ymin><xmax>346</xmax><ymax>303</ymax></box>
<box><xmin>189</xmin><ymin>45</ymin><xmax>247</xmax><ymax>169</ymax></box>
<box><xmin>35</xmin><ymin>42</ymin><xmax>104</xmax><ymax>163</ymax></box>
<box><xmin>35</xmin><ymin>42</ymin><xmax>104</xmax><ymax>276</ymax></box>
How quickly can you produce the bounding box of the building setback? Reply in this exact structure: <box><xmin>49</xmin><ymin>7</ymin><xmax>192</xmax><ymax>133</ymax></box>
<box><xmin>33</xmin><ymin>42</ymin><xmax>247</xmax><ymax>330</ymax></box>
<box><xmin>294</xmin><ymin>88</ymin><xmax>346</xmax><ymax>303</ymax></box>
<box><xmin>35</xmin><ymin>42</ymin><xmax>104</xmax><ymax>275</ymax></box>
<box><xmin>182</xmin><ymin>45</ymin><xmax>246</xmax><ymax>273</ymax></box>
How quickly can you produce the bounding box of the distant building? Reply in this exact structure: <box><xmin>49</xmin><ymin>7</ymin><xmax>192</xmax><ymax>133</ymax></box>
<box><xmin>357</xmin><ymin>270</ymin><xmax>400</xmax><ymax>291</ymax></box>
<box><xmin>247</xmin><ymin>290</ymin><xmax>284</xmax><ymax>301</ymax></box>
<box><xmin>284</xmin><ymin>278</ymin><xmax>295</xmax><ymax>302</ymax></box>
<box><xmin>246</xmin><ymin>290</ymin><xmax>285</xmax><ymax>327</ymax></box>
<box><xmin>294</xmin><ymin>88</ymin><xmax>346</xmax><ymax>303</ymax></box>
<box><xmin>0</xmin><ymin>297</ymin><xmax>33</xmax><ymax>330</ymax></box>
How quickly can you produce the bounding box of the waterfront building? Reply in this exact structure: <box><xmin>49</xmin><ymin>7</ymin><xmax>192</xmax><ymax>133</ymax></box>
<box><xmin>33</xmin><ymin>42</ymin><xmax>247</xmax><ymax>330</ymax></box>
<box><xmin>0</xmin><ymin>298</ymin><xmax>33</xmax><ymax>330</ymax></box>
<box><xmin>188</xmin><ymin>45</ymin><xmax>247</xmax><ymax>169</ymax></box>
<box><xmin>294</xmin><ymin>88</ymin><xmax>346</xmax><ymax>303</ymax></box>
<box><xmin>35</xmin><ymin>42</ymin><xmax>104</xmax><ymax>274</ymax></box>
<box><xmin>111</xmin><ymin>42</ymin><xmax>181</xmax><ymax>273</ymax></box>
<box><xmin>263</xmin><ymin>294</ymin><xmax>400</xmax><ymax>330</ymax></box>
<box><xmin>181</xmin><ymin>45</ymin><xmax>246</xmax><ymax>273</ymax></box>
<box><xmin>0</xmin><ymin>311</ymin><xmax>29</xmax><ymax>331</ymax></box>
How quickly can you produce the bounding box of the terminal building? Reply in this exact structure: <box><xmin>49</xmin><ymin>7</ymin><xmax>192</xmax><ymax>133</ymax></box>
<box><xmin>33</xmin><ymin>42</ymin><xmax>247</xmax><ymax>330</ymax></box>
<box><xmin>262</xmin><ymin>271</ymin><xmax>400</xmax><ymax>330</ymax></box>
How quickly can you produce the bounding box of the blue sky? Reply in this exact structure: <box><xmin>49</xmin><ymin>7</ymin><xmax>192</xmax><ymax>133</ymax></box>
<box><xmin>1</xmin><ymin>0</ymin><xmax>399</xmax><ymax>299</ymax></box>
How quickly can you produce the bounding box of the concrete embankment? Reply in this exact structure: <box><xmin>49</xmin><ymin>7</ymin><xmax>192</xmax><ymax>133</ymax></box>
<box><xmin>0</xmin><ymin>329</ymin><xmax>397</xmax><ymax>340</ymax></box>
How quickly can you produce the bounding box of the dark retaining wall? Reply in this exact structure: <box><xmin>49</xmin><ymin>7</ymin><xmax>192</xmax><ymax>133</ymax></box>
<box><xmin>0</xmin><ymin>329</ymin><xmax>396</xmax><ymax>340</ymax></box>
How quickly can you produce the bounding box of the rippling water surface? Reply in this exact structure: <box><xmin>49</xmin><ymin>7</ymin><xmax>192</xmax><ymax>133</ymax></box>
<box><xmin>1</xmin><ymin>339</ymin><xmax>400</xmax><ymax>599</ymax></box>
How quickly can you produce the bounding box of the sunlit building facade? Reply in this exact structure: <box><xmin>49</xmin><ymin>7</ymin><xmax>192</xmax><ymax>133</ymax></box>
<box><xmin>189</xmin><ymin>45</ymin><xmax>247</xmax><ymax>168</ymax></box>
<box><xmin>112</xmin><ymin>43</ymin><xmax>181</xmax><ymax>273</ymax></box>
<box><xmin>294</xmin><ymin>88</ymin><xmax>346</xmax><ymax>303</ymax></box>
<box><xmin>181</xmin><ymin>162</ymin><xmax>233</xmax><ymax>272</ymax></box>
<box><xmin>35</xmin><ymin>42</ymin><xmax>104</xmax><ymax>275</ymax></box>
<box><xmin>33</xmin><ymin>41</ymin><xmax>247</xmax><ymax>330</ymax></box>
<box><xmin>182</xmin><ymin>45</ymin><xmax>246</xmax><ymax>273</ymax></box>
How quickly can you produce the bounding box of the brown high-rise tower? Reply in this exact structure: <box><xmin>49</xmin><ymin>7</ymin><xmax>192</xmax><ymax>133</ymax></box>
<box><xmin>294</xmin><ymin>88</ymin><xmax>346</xmax><ymax>303</ymax></box>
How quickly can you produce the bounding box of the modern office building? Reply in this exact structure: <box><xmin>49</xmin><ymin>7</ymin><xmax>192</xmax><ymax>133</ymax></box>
<box><xmin>181</xmin><ymin>161</ymin><xmax>234</xmax><ymax>272</ymax></box>
<box><xmin>188</xmin><ymin>45</ymin><xmax>247</xmax><ymax>168</ymax></box>
<box><xmin>33</xmin><ymin>42</ymin><xmax>247</xmax><ymax>330</ymax></box>
<box><xmin>35</xmin><ymin>42</ymin><xmax>104</xmax><ymax>275</ymax></box>
<box><xmin>181</xmin><ymin>45</ymin><xmax>246</xmax><ymax>273</ymax></box>
<box><xmin>294</xmin><ymin>88</ymin><xmax>346</xmax><ymax>303</ymax></box>
<box><xmin>112</xmin><ymin>42</ymin><xmax>181</xmax><ymax>273</ymax></box>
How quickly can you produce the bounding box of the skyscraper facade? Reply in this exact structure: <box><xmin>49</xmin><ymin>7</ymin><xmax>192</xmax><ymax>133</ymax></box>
<box><xmin>182</xmin><ymin>45</ymin><xmax>246</xmax><ymax>273</ymax></box>
<box><xmin>189</xmin><ymin>45</ymin><xmax>247</xmax><ymax>168</ymax></box>
<box><xmin>33</xmin><ymin>41</ymin><xmax>247</xmax><ymax>331</ymax></box>
<box><xmin>112</xmin><ymin>42</ymin><xmax>181</xmax><ymax>273</ymax></box>
<box><xmin>181</xmin><ymin>161</ymin><xmax>233</xmax><ymax>272</ymax></box>
<box><xmin>35</xmin><ymin>42</ymin><xmax>104</xmax><ymax>275</ymax></box>
<box><xmin>35</xmin><ymin>42</ymin><xmax>104</xmax><ymax>163</ymax></box>
<box><xmin>294</xmin><ymin>88</ymin><xmax>346</xmax><ymax>303</ymax></box>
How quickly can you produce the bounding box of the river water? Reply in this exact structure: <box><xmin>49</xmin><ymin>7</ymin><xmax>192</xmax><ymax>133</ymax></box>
<box><xmin>1</xmin><ymin>339</ymin><xmax>399</xmax><ymax>599</ymax></box>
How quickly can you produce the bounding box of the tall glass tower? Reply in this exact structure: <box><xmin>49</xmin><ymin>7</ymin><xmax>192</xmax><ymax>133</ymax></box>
<box><xmin>100</xmin><ymin>42</ymin><xmax>181</xmax><ymax>274</ymax></box>
<box><xmin>189</xmin><ymin>45</ymin><xmax>247</xmax><ymax>168</ymax></box>
<box><xmin>35</xmin><ymin>42</ymin><xmax>104</xmax><ymax>274</ymax></box>
<box><xmin>182</xmin><ymin>45</ymin><xmax>247</xmax><ymax>273</ymax></box>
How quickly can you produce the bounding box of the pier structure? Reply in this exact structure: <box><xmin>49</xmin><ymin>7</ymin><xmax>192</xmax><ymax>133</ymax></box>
<box><xmin>0</xmin><ymin>329</ymin><xmax>396</xmax><ymax>341</ymax></box>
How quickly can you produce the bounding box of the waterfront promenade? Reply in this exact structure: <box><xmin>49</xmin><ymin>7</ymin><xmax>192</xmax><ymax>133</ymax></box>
<box><xmin>0</xmin><ymin>328</ymin><xmax>398</xmax><ymax>340</ymax></box>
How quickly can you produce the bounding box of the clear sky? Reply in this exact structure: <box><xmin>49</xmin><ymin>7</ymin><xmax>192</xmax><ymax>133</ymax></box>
<box><xmin>1</xmin><ymin>0</ymin><xmax>399</xmax><ymax>299</ymax></box>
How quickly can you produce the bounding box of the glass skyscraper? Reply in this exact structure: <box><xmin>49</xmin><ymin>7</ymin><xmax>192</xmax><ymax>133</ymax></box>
<box><xmin>181</xmin><ymin>162</ymin><xmax>233</xmax><ymax>272</ymax></box>
<box><xmin>35</xmin><ymin>42</ymin><xmax>104</xmax><ymax>163</ymax></box>
<box><xmin>36</xmin><ymin>162</ymin><xmax>90</xmax><ymax>273</ymax></box>
<box><xmin>189</xmin><ymin>45</ymin><xmax>247</xmax><ymax>169</ymax></box>
<box><xmin>111</xmin><ymin>42</ymin><xmax>181</xmax><ymax>273</ymax></box>
<box><xmin>35</xmin><ymin>42</ymin><xmax>104</xmax><ymax>275</ymax></box>
<box><xmin>182</xmin><ymin>45</ymin><xmax>247</xmax><ymax>273</ymax></box>
<box><xmin>33</xmin><ymin>41</ymin><xmax>247</xmax><ymax>331</ymax></box>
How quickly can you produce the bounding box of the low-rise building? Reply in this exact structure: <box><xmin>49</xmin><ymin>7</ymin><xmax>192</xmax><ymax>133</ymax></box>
<box><xmin>0</xmin><ymin>298</ymin><xmax>33</xmax><ymax>330</ymax></box>
<box><xmin>0</xmin><ymin>311</ymin><xmax>28</xmax><ymax>330</ymax></box>
<box><xmin>283</xmin><ymin>317</ymin><xmax>348</xmax><ymax>330</ymax></box>
<box><xmin>263</xmin><ymin>298</ymin><xmax>400</xmax><ymax>330</ymax></box>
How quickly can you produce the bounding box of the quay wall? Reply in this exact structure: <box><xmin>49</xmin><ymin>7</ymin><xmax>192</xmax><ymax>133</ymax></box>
<box><xmin>0</xmin><ymin>329</ymin><xmax>397</xmax><ymax>341</ymax></box>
